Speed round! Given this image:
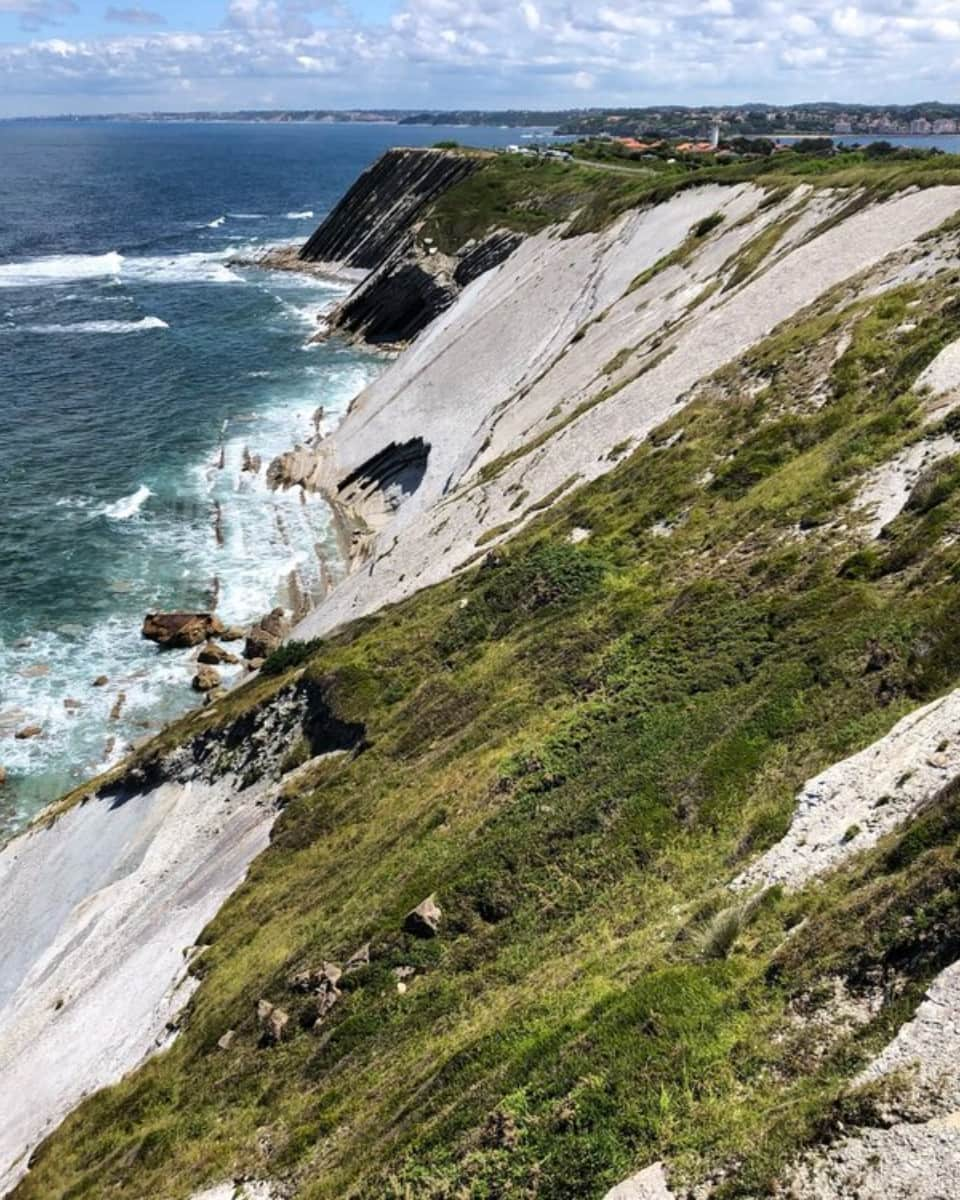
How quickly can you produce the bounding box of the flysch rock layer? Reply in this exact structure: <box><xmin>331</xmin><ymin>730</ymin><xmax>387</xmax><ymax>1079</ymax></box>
<box><xmin>189</xmin><ymin>1182</ymin><xmax>282</xmax><ymax>1200</ymax></box>
<box><xmin>733</xmin><ymin>688</ymin><xmax>960</xmax><ymax>893</ymax></box>
<box><xmin>854</xmin><ymin>432</ymin><xmax>960</xmax><ymax>538</ymax></box>
<box><xmin>287</xmin><ymin>184</ymin><xmax>960</xmax><ymax>645</ymax></box>
<box><xmin>0</xmin><ymin>774</ymin><xmax>278</xmax><ymax>1195</ymax></box>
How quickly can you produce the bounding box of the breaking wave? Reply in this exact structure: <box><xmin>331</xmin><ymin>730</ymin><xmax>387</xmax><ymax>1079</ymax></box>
<box><xmin>101</xmin><ymin>485</ymin><xmax>152</xmax><ymax>520</ymax></box>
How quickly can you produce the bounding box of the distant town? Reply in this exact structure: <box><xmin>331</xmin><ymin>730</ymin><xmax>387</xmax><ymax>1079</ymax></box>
<box><xmin>7</xmin><ymin>104</ymin><xmax>960</xmax><ymax>138</ymax></box>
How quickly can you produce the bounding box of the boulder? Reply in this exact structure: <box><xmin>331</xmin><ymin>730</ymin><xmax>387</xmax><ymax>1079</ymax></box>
<box><xmin>205</xmin><ymin>688</ymin><xmax>228</xmax><ymax>705</ymax></box>
<box><xmin>220</xmin><ymin>626</ymin><xmax>246</xmax><ymax>642</ymax></box>
<box><xmin>289</xmin><ymin>961</ymin><xmax>342</xmax><ymax>993</ymax></box>
<box><xmin>246</xmin><ymin>658</ymin><xmax>265</xmax><ymax>673</ymax></box>
<box><xmin>142</xmin><ymin>611</ymin><xmax>225</xmax><ymax>649</ymax></box>
<box><xmin>63</xmin><ymin>698</ymin><xmax>82</xmax><ymax>711</ymax></box>
<box><xmin>256</xmin><ymin>999</ymin><xmax>289</xmax><ymax>1045</ymax></box>
<box><xmin>197</xmin><ymin>642</ymin><xmax>240</xmax><ymax>666</ymax></box>
<box><xmin>602</xmin><ymin>1163</ymin><xmax>675</xmax><ymax>1200</ymax></box>
<box><xmin>244</xmin><ymin>608</ymin><xmax>289</xmax><ymax>660</ymax></box>
<box><xmin>344</xmin><ymin>943</ymin><xmax>371</xmax><ymax>974</ymax></box>
<box><xmin>192</xmin><ymin>666</ymin><xmax>221</xmax><ymax>693</ymax></box>
<box><xmin>19</xmin><ymin>663</ymin><xmax>50</xmax><ymax>679</ymax></box>
<box><xmin>404</xmin><ymin>895</ymin><xmax>442</xmax><ymax>939</ymax></box>
<box><xmin>92</xmin><ymin>675</ymin><xmax>109</xmax><ymax>687</ymax></box>
<box><xmin>15</xmin><ymin>725</ymin><xmax>43</xmax><ymax>740</ymax></box>
<box><xmin>217</xmin><ymin>1029</ymin><xmax>236</xmax><ymax>1051</ymax></box>
<box><xmin>0</xmin><ymin>766</ymin><xmax>6</xmax><ymax>787</ymax></box>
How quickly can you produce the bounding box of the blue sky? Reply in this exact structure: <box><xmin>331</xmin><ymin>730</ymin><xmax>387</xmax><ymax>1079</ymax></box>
<box><xmin>2</xmin><ymin>1</ymin><xmax>960</xmax><ymax>118</ymax></box>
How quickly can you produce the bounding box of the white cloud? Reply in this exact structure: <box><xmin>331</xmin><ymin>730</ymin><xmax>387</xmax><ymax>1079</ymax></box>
<box><xmin>2</xmin><ymin>0</ymin><xmax>960</xmax><ymax>115</ymax></box>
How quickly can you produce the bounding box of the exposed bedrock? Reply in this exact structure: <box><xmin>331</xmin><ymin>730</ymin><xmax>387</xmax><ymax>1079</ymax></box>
<box><xmin>298</xmin><ymin>147</ymin><xmax>482</xmax><ymax>271</ymax></box>
<box><xmin>0</xmin><ymin>679</ymin><xmax>364</xmax><ymax>1195</ymax></box>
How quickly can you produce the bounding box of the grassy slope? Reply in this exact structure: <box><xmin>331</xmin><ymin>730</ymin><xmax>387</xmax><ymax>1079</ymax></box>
<box><xmin>421</xmin><ymin>147</ymin><xmax>960</xmax><ymax>255</ymax></box>
<box><xmin>17</xmin><ymin>252</ymin><xmax>960</xmax><ymax>1199</ymax></box>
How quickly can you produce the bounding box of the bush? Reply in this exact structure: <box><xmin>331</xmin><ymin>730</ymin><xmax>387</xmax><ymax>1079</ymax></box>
<box><xmin>261</xmin><ymin>637</ymin><xmax>324</xmax><ymax>676</ymax></box>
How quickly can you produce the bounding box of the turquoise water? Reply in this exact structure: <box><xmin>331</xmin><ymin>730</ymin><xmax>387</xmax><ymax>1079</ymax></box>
<box><xmin>0</xmin><ymin>120</ymin><xmax>536</xmax><ymax>832</ymax></box>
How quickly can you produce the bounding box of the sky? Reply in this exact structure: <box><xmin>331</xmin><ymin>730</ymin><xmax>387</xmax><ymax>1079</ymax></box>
<box><xmin>2</xmin><ymin>0</ymin><xmax>960</xmax><ymax>118</ymax></box>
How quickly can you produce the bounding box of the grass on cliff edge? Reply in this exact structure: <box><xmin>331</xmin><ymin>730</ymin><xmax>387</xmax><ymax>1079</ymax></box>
<box><xmin>420</xmin><ymin>147</ymin><xmax>960</xmax><ymax>253</ymax></box>
<box><xmin>16</xmin><ymin>278</ymin><xmax>960</xmax><ymax>1200</ymax></box>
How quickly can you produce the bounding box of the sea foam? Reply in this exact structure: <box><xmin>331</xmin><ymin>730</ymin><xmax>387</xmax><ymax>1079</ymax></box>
<box><xmin>0</xmin><ymin>252</ymin><xmax>124</xmax><ymax>288</ymax></box>
<box><xmin>102</xmin><ymin>485</ymin><xmax>152</xmax><ymax>520</ymax></box>
<box><xmin>286</xmin><ymin>211</ymin><xmax>315</xmax><ymax>220</ymax></box>
<box><xmin>19</xmin><ymin>317</ymin><xmax>169</xmax><ymax>335</ymax></box>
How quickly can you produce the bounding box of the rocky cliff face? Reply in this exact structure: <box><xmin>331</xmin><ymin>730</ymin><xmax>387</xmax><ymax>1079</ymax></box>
<box><xmin>299</xmin><ymin>147</ymin><xmax>482</xmax><ymax>271</ymax></box>
<box><xmin>297</xmin><ymin>148</ymin><xmax>522</xmax><ymax>346</ymax></box>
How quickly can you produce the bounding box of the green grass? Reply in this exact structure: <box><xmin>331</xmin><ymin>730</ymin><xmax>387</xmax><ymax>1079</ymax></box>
<box><xmin>16</xmin><ymin>213</ymin><xmax>960</xmax><ymax>1200</ymax></box>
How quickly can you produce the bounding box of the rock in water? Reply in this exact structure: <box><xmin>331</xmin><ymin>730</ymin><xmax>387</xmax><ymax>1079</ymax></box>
<box><xmin>142</xmin><ymin>612</ymin><xmax>225</xmax><ymax>649</ymax></box>
<box><xmin>0</xmin><ymin>766</ymin><xmax>6</xmax><ymax>787</ymax></box>
<box><xmin>92</xmin><ymin>675</ymin><xmax>109</xmax><ymax>687</ymax></box>
<box><xmin>14</xmin><ymin>725</ymin><xmax>43</xmax><ymax>740</ymax></box>
<box><xmin>404</xmin><ymin>895</ymin><xmax>442</xmax><ymax>938</ymax></box>
<box><xmin>197</xmin><ymin>642</ymin><xmax>240</xmax><ymax>666</ymax></box>
<box><xmin>244</xmin><ymin>608</ymin><xmax>289</xmax><ymax>660</ymax></box>
<box><xmin>192</xmin><ymin>666</ymin><xmax>221</xmax><ymax>693</ymax></box>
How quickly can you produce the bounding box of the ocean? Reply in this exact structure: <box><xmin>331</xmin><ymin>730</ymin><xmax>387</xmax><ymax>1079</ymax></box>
<box><xmin>0</xmin><ymin>120</ymin><xmax>543</xmax><ymax>834</ymax></box>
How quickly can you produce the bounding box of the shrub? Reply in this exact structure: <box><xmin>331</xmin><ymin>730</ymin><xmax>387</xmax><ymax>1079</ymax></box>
<box><xmin>261</xmin><ymin>637</ymin><xmax>324</xmax><ymax>676</ymax></box>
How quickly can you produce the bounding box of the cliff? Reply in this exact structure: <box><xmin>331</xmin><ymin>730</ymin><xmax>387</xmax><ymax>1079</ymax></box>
<box><xmin>9</xmin><ymin>150</ymin><xmax>960</xmax><ymax>1200</ymax></box>
<box><xmin>294</xmin><ymin>148</ymin><xmax>524</xmax><ymax>345</ymax></box>
<box><xmin>298</xmin><ymin>147</ymin><xmax>483</xmax><ymax>271</ymax></box>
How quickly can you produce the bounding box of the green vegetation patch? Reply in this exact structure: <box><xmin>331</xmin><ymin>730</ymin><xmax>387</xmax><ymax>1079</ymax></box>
<box><xmin>17</xmin><ymin>247</ymin><xmax>960</xmax><ymax>1200</ymax></box>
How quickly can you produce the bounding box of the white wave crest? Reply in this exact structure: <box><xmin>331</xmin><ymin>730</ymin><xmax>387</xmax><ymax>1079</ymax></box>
<box><xmin>19</xmin><ymin>317</ymin><xmax>169</xmax><ymax>335</ymax></box>
<box><xmin>207</xmin><ymin>216</ymin><xmax>226</xmax><ymax>228</ymax></box>
<box><xmin>285</xmin><ymin>211</ymin><xmax>315</xmax><ymax>220</ymax></box>
<box><xmin>227</xmin><ymin>213</ymin><xmax>266</xmax><ymax>220</ymax></box>
<box><xmin>0</xmin><ymin>252</ymin><xmax>124</xmax><ymax>289</ymax></box>
<box><xmin>101</xmin><ymin>485</ymin><xmax>152</xmax><ymax>520</ymax></box>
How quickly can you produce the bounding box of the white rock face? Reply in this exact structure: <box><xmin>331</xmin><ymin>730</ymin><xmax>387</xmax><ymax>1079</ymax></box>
<box><xmin>291</xmin><ymin>184</ymin><xmax>960</xmax><ymax>645</ymax></box>
<box><xmin>0</xmin><ymin>774</ymin><xmax>278</xmax><ymax>1196</ymax></box>
<box><xmin>189</xmin><ymin>1182</ymin><xmax>281</xmax><ymax>1200</ymax></box>
<box><xmin>733</xmin><ymin>689</ymin><xmax>960</xmax><ymax>893</ymax></box>
<box><xmin>854</xmin><ymin>433</ymin><xmax>960</xmax><ymax>538</ymax></box>
<box><xmin>602</xmin><ymin>1161</ymin><xmax>675</xmax><ymax>1199</ymax></box>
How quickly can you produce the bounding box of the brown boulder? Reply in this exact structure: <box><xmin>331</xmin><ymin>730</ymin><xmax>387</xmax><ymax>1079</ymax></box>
<box><xmin>197</xmin><ymin>642</ymin><xmax>240</xmax><ymax>666</ymax></box>
<box><xmin>63</xmin><ymin>698</ymin><xmax>82</xmax><ymax>711</ymax></box>
<box><xmin>256</xmin><ymin>999</ymin><xmax>289</xmax><ymax>1045</ymax></box>
<box><xmin>0</xmin><ymin>766</ymin><xmax>7</xmax><ymax>787</ymax></box>
<box><xmin>220</xmin><ymin>625</ymin><xmax>246</xmax><ymax>642</ymax></box>
<box><xmin>192</xmin><ymin>666</ymin><xmax>221</xmax><ymax>693</ymax></box>
<box><xmin>142</xmin><ymin>612</ymin><xmax>225</xmax><ymax>649</ymax></box>
<box><xmin>245</xmin><ymin>608</ymin><xmax>288</xmax><ymax>660</ymax></box>
<box><xmin>404</xmin><ymin>895</ymin><xmax>442</xmax><ymax>939</ymax></box>
<box><xmin>92</xmin><ymin>675</ymin><xmax>109</xmax><ymax>687</ymax></box>
<box><xmin>15</xmin><ymin>725</ymin><xmax>43</xmax><ymax>740</ymax></box>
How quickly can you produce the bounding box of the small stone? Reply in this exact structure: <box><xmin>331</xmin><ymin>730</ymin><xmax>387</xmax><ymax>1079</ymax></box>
<box><xmin>19</xmin><ymin>663</ymin><xmax>50</xmax><ymax>679</ymax></box>
<box><xmin>15</xmin><ymin>725</ymin><xmax>43</xmax><ymax>740</ymax></box>
<box><xmin>63</xmin><ymin>698</ymin><xmax>82</xmax><ymax>711</ymax></box>
<box><xmin>11</xmin><ymin>638</ymin><xmax>31</xmax><ymax>650</ymax></box>
<box><xmin>220</xmin><ymin>625</ymin><xmax>246</xmax><ymax>642</ymax></box>
<box><xmin>109</xmin><ymin>691</ymin><xmax>126</xmax><ymax>721</ymax></box>
<box><xmin>404</xmin><ymin>895</ymin><xmax>442</xmax><ymax>939</ymax></box>
<box><xmin>393</xmin><ymin>965</ymin><xmax>415</xmax><ymax>981</ymax></box>
<box><xmin>192</xmin><ymin>665</ymin><xmax>221</xmax><ymax>693</ymax></box>
<box><xmin>0</xmin><ymin>766</ymin><xmax>7</xmax><ymax>787</ymax></box>
<box><xmin>197</xmin><ymin>641</ymin><xmax>240</xmax><ymax>666</ymax></box>
<box><xmin>92</xmin><ymin>675</ymin><xmax>109</xmax><ymax>688</ymax></box>
<box><xmin>256</xmin><ymin>999</ymin><xmax>289</xmax><ymax>1045</ymax></box>
<box><xmin>217</xmin><ymin>1029</ymin><xmax>236</xmax><ymax>1051</ymax></box>
<box><xmin>246</xmin><ymin>658</ymin><xmax>265</xmax><ymax>672</ymax></box>
<box><xmin>344</xmin><ymin>943</ymin><xmax>370</xmax><ymax>974</ymax></box>
<box><xmin>205</xmin><ymin>687</ymin><xmax>228</xmax><ymax>705</ymax></box>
